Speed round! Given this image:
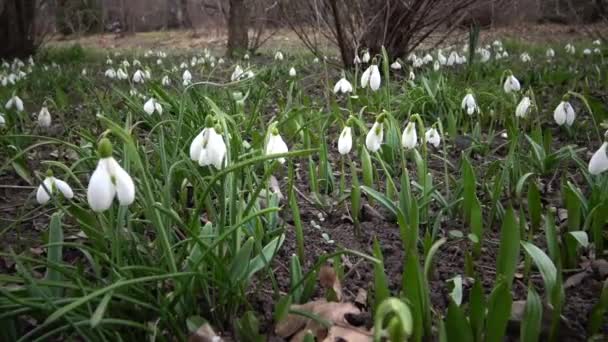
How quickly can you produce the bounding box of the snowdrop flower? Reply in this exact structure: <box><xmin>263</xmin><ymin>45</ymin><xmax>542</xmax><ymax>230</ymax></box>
<box><xmin>546</xmin><ymin>48</ymin><xmax>555</xmax><ymax>59</ymax></box>
<box><xmin>408</xmin><ymin>69</ymin><xmax>416</xmax><ymax>81</ymax></box>
<box><xmin>132</xmin><ymin>69</ymin><xmax>145</xmax><ymax>83</ymax></box>
<box><xmin>180</xmin><ymin>62</ymin><xmax>188</xmax><ymax>69</ymax></box>
<box><xmin>479</xmin><ymin>49</ymin><xmax>491</xmax><ymax>63</ymax></box>
<box><xmin>520</xmin><ymin>53</ymin><xmax>531</xmax><ymax>63</ymax></box>
<box><xmin>501</xmin><ymin>51</ymin><xmax>509</xmax><ymax>59</ymax></box>
<box><xmin>447</xmin><ymin>51</ymin><xmax>459</xmax><ymax>66</ymax></box>
<box><xmin>425</xmin><ymin>127</ymin><xmax>441</xmax><ymax>148</ymax></box>
<box><xmin>38</xmin><ymin>106</ymin><xmax>51</xmax><ymax>128</ymax></box>
<box><xmin>362</xmin><ymin>51</ymin><xmax>371</xmax><ymax>63</ymax></box>
<box><xmin>583</xmin><ymin>48</ymin><xmax>592</xmax><ymax>55</ymax></box>
<box><xmin>104</xmin><ymin>68</ymin><xmax>116</xmax><ymax>79</ymax></box>
<box><xmin>589</xmin><ymin>131</ymin><xmax>608</xmax><ymax>175</ymax></box>
<box><xmin>189</xmin><ymin>117</ymin><xmax>227</xmax><ymax>169</ymax></box>
<box><xmin>515</xmin><ymin>96</ymin><xmax>532</xmax><ymax>118</ymax></box>
<box><xmin>274</xmin><ymin>51</ymin><xmax>284</xmax><ymax>61</ymax></box>
<box><xmin>553</xmin><ymin>96</ymin><xmax>575</xmax><ymax>127</ymax></box>
<box><xmin>289</xmin><ymin>67</ymin><xmax>297</xmax><ymax>77</ymax></box>
<box><xmin>338</xmin><ymin>123</ymin><xmax>353</xmax><ymax>155</ymax></box>
<box><xmin>353</xmin><ymin>55</ymin><xmax>361</xmax><ymax>65</ymax></box>
<box><xmin>0</xmin><ymin>113</ymin><xmax>5</xmax><ymax>127</ymax></box>
<box><xmin>116</xmin><ymin>68</ymin><xmax>128</xmax><ymax>80</ymax></box>
<box><xmin>265</xmin><ymin>124</ymin><xmax>289</xmax><ymax>164</ymax></box>
<box><xmin>36</xmin><ymin>171</ymin><xmax>74</xmax><ymax>205</ymax></box>
<box><xmin>81</xmin><ymin>68</ymin><xmax>87</xmax><ymax>76</ymax></box>
<box><xmin>144</xmin><ymin>69</ymin><xmax>151</xmax><ymax>80</ymax></box>
<box><xmin>593</xmin><ymin>40</ymin><xmax>601</xmax><ymax>46</ymax></box>
<box><xmin>407</xmin><ymin>53</ymin><xmax>417</xmax><ymax>62</ymax></box>
<box><xmin>333</xmin><ymin>75</ymin><xmax>353</xmax><ymax>94</ymax></box>
<box><xmin>365</xmin><ymin>114</ymin><xmax>384</xmax><ymax>152</ymax></box>
<box><xmin>313</xmin><ymin>57</ymin><xmax>320</xmax><ymax>63</ymax></box>
<box><xmin>390</xmin><ymin>60</ymin><xmax>402</xmax><ymax>70</ymax></box>
<box><xmin>503</xmin><ymin>71</ymin><xmax>521</xmax><ymax>93</ymax></box>
<box><xmin>433</xmin><ymin>60</ymin><xmax>440</xmax><ymax>71</ymax></box>
<box><xmin>594</xmin><ymin>47</ymin><xmax>601</xmax><ymax>54</ymax></box>
<box><xmin>106</xmin><ymin>58</ymin><xmax>113</xmax><ymax>65</ymax></box>
<box><xmin>565</xmin><ymin>43</ymin><xmax>576</xmax><ymax>54</ymax></box>
<box><xmin>423</xmin><ymin>54</ymin><xmax>433</xmax><ymax>64</ymax></box>
<box><xmin>87</xmin><ymin>138</ymin><xmax>136</xmax><ymax>212</ymax></box>
<box><xmin>461</xmin><ymin>91</ymin><xmax>478</xmax><ymax>115</ymax></box>
<box><xmin>143</xmin><ymin>98</ymin><xmax>162</xmax><ymax>115</ymax></box>
<box><xmin>121</xmin><ymin>60</ymin><xmax>130</xmax><ymax>68</ymax></box>
<box><xmin>438</xmin><ymin>50</ymin><xmax>447</xmax><ymax>65</ymax></box>
<box><xmin>231</xmin><ymin>65</ymin><xmax>244</xmax><ymax>81</ymax></box>
<box><xmin>218</xmin><ymin>58</ymin><xmax>225</xmax><ymax>64</ymax></box>
<box><xmin>401</xmin><ymin>121</ymin><xmax>417</xmax><ymax>149</ymax></box>
<box><xmin>243</xmin><ymin>53</ymin><xmax>250</xmax><ymax>60</ymax></box>
<box><xmin>183</xmin><ymin>70</ymin><xmax>192</xmax><ymax>86</ymax></box>
<box><xmin>360</xmin><ymin>64</ymin><xmax>381</xmax><ymax>91</ymax></box>
<box><xmin>5</xmin><ymin>95</ymin><xmax>23</xmax><ymax>112</ymax></box>
<box><xmin>162</xmin><ymin>75</ymin><xmax>171</xmax><ymax>86</ymax></box>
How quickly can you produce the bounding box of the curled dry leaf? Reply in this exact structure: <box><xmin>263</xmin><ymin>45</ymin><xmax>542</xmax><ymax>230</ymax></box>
<box><xmin>319</xmin><ymin>265</ymin><xmax>342</xmax><ymax>301</ymax></box>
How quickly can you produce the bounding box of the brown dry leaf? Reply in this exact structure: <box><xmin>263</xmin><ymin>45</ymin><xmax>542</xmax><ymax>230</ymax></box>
<box><xmin>323</xmin><ymin>325</ymin><xmax>373</xmax><ymax>342</ymax></box>
<box><xmin>275</xmin><ymin>301</ymin><xmax>321</xmax><ymax>337</ymax></box>
<box><xmin>319</xmin><ymin>265</ymin><xmax>342</xmax><ymax>301</ymax></box>
<box><xmin>564</xmin><ymin>271</ymin><xmax>590</xmax><ymax>288</ymax></box>
<box><xmin>188</xmin><ymin>322</ymin><xmax>223</xmax><ymax>342</ymax></box>
<box><xmin>354</xmin><ymin>288</ymin><xmax>368</xmax><ymax>309</ymax></box>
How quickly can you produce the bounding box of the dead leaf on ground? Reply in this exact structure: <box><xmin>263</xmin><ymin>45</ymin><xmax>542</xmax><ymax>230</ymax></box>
<box><xmin>188</xmin><ymin>322</ymin><xmax>223</xmax><ymax>342</ymax></box>
<box><xmin>319</xmin><ymin>265</ymin><xmax>342</xmax><ymax>301</ymax></box>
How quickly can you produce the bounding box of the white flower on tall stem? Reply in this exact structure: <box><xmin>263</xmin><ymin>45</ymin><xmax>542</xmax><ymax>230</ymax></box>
<box><xmin>437</xmin><ymin>50</ymin><xmax>447</xmax><ymax>65</ymax></box>
<box><xmin>583</xmin><ymin>48</ymin><xmax>592</xmax><ymax>55</ymax></box>
<box><xmin>360</xmin><ymin>63</ymin><xmax>381</xmax><ymax>91</ymax></box>
<box><xmin>189</xmin><ymin>117</ymin><xmax>227</xmax><ymax>169</ymax></box>
<box><xmin>265</xmin><ymin>124</ymin><xmax>289</xmax><ymax>164</ymax></box>
<box><xmin>38</xmin><ymin>106</ymin><xmax>51</xmax><ymax>128</ymax></box>
<box><xmin>565</xmin><ymin>43</ymin><xmax>576</xmax><ymax>54</ymax></box>
<box><xmin>546</xmin><ymin>48</ymin><xmax>555</xmax><ymax>59</ymax></box>
<box><xmin>589</xmin><ymin>131</ymin><xmax>608</xmax><ymax>175</ymax></box>
<box><xmin>36</xmin><ymin>170</ymin><xmax>74</xmax><ymax>205</ymax></box>
<box><xmin>104</xmin><ymin>68</ymin><xmax>116</xmax><ymax>79</ymax></box>
<box><xmin>274</xmin><ymin>51</ymin><xmax>284</xmax><ymax>61</ymax></box>
<box><xmin>390</xmin><ymin>60</ymin><xmax>402</xmax><ymax>70</ymax></box>
<box><xmin>183</xmin><ymin>70</ymin><xmax>192</xmax><ymax>86</ymax></box>
<box><xmin>338</xmin><ymin>123</ymin><xmax>353</xmax><ymax>155</ymax></box>
<box><xmin>361</xmin><ymin>51</ymin><xmax>371</xmax><ymax>63</ymax></box>
<box><xmin>143</xmin><ymin>98</ymin><xmax>162</xmax><ymax>115</ymax></box>
<box><xmin>117</xmin><ymin>68</ymin><xmax>128</xmax><ymax>80</ymax></box>
<box><xmin>433</xmin><ymin>60</ymin><xmax>440</xmax><ymax>71</ymax></box>
<box><xmin>5</xmin><ymin>95</ymin><xmax>23</xmax><ymax>112</ymax></box>
<box><xmin>87</xmin><ymin>138</ymin><xmax>136</xmax><ymax>212</ymax></box>
<box><xmin>132</xmin><ymin>69</ymin><xmax>145</xmax><ymax>83</ymax></box>
<box><xmin>553</xmin><ymin>96</ymin><xmax>576</xmax><ymax>127</ymax></box>
<box><xmin>365</xmin><ymin>114</ymin><xmax>384</xmax><ymax>152</ymax></box>
<box><xmin>353</xmin><ymin>55</ymin><xmax>361</xmax><ymax>65</ymax></box>
<box><xmin>333</xmin><ymin>74</ymin><xmax>353</xmax><ymax>94</ymax></box>
<box><xmin>401</xmin><ymin>121</ymin><xmax>418</xmax><ymax>149</ymax></box>
<box><xmin>425</xmin><ymin>127</ymin><xmax>441</xmax><ymax>148</ymax></box>
<box><xmin>422</xmin><ymin>54</ymin><xmax>433</xmax><ymax>64</ymax></box>
<box><xmin>593</xmin><ymin>40</ymin><xmax>601</xmax><ymax>46</ymax></box>
<box><xmin>515</xmin><ymin>96</ymin><xmax>532</xmax><ymax>118</ymax></box>
<box><xmin>162</xmin><ymin>75</ymin><xmax>171</xmax><ymax>86</ymax></box>
<box><xmin>289</xmin><ymin>67</ymin><xmax>297</xmax><ymax>77</ymax></box>
<box><xmin>447</xmin><ymin>51</ymin><xmax>458</xmax><ymax>66</ymax></box>
<box><xmin>461</xmin><ymin>91</ymin><xmax>478</xmax><ymax>115</ymax></box>
<box><xmin>231</xmin><ymin>65</ymin><xmax>244</xmax><ymax>81</ymax></box>
<box><xmin>408</xmin><ymin>69</ymin><xmax>416</xmax><ymax>81</ymax></box>
<box><xmin>520</xmin><ymin>52</ymin><xmax>531</xmax><ymax>63</ymax></box>
<box><xmin>503</xmin><ymin>71</ymin><xmax>521</xmax><ymax>93</ymax></box>
<box><xmin>0</xmin><ymin>113</ymin><xmax>5</xmax><ymax>127</ymax></box>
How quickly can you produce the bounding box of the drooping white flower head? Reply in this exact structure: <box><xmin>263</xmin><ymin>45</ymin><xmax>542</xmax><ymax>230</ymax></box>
<box><xmin>274</xmin><ymin>51</ymin><xmax>284</xmax><ymax>61</ymax></box>
<box><xmin>503</xmin><ymin>72</ymin><xmax>521</xmax><ymax>93</ymax></box>
<box><xmin>433</xmin><ymin>60</ymin><xmax>440</xmax><ymax>71</ymax></box>
<box><xmin>338</xmin><ymin>124</ymin><xmax>353</xmax><ymax>155</ymax></box>
<box><xmin>289</xmin><ymin>67</ymin><xmax>297</xmax><ymax>77</ymax></box>
<box><xmin>36</xmin><ymin>170</ymin><xmax>74</xmax><ymax>204</ymax></box>
<box><xmin>361</xmin><ymin>64</ymin><xmax>381</xmax><ymax>91</ymax></box>
<box><xmin>408</xmin><ymin>69</ymin><xmax>416</xmax><ymax>81</ymax></box>
<box><xmin>593</xmin><ymin>40</ymin><xmax>602</xmax><ymax>46</ymax></box>
<box><xmin>461</xmin><ymin>91</ymin><xmax>478</xmax><ymax>115</ymax></box>
<box><xmin>104</xmin><ymin>68</ymin><xmax>116</xmax><ymax>79</ymax></box>
<box><xmin>583</xmin><ymin>48</ymin><xmax>592</xmax><ymax>55</ymax></box>
<box><xmin>189</xmin><ymin>117</ymin><xmax>227</xmax><ymax>169</ymax></box>
<box><xmin>401</xmin><ymin>121</ymin><xmax>418</xmax><ymax>150</ymax></box>
<box><xmin>594</xmin><ymin>47</ymin><xmax>601</xmax><ymax>54</ymax></box>
<box><xmin>162</xmin><ymin>75</ymin><xmax>171</xmax><ymax>86</ymax></box>
<box><xmin>333</xmin><ymin>75</ymin><xmax>353</xmax><ymax>94</ymax></box>
<box><xmin>589</xmin><ymin>132</ymin><xmax>608</xmax><ymax>175</ymax></box>
<box><xmin>365</xmin><ymin>115</ymin><xmax>384</xmax><ymax>152</ymax></box>
<box><xmin>520</xmin><ymin>52</ymin><xmax>531</xmax><ymax>63</ymax></box>
<box><xmin>390</xmin><ymin>60</ymin><xmax>402</xmax><ymax>70</ymax></box>
<box><xmin>423</xmin><ymin>53</ymin><xmax>433</xmax><ymax>64</ymax></box>
<box><xmin>116</xmin><ymin>68</ymin><xmax>128</xmax><ymax>80</ymax></box>
<box><xmin>447</xmin><ymin>51</ymin><xmax>459</xmax><ymax>66</ymax></box>
<box><xmin>479</xmin><ymin>49</ymin><xmax>491</xmax><ymax>63</ymax></box>
<box><xmin>353</xmin><ymin>55</ymin><xmax>361</xmax><ymax>65</ymax></box>
<box><xmin>553</xmin><ymin>96</ymin><xmax>575</xmax><ymax>126</ymax></box>
<box><xmin>132</xmin><ymin>69</ymin><xmax>145</xmax><ymax>83</ymax></box>
<box><xmin>0</xmin><ymin>113</ymin><xmax>5</xmax><ymax>127</ymax></box>
<box><xmin>565</xmin><ymin>43</ymin><xmax>576</xmax><ymax>54</ymax></box>
<box><xmin>183</xmin><ymin>70</ymin><xmax>192</xmax><ymax>86</ymax></box>
<box><xmin>425</xmin><ymin>127</ymin><xmax>441</xmax><ymax>148</ymax></box>
<box><xmin>515</xmin><ymin>96</ymin><xmax>532</xmax><ymax>118</ymax></box>
<box><xmin>265</xmin><ymin>124</ymin><xmax>289</xmax><ymax>164</ymax></box>
<box><xmin>437</xmin><ymin>49</ymin><xmax>447</xmax><ymax>65</ymax></box>
<box><xmin>546</xmin><ymin>48</ymin><xmax>555</xmax><ymax>59</ymax></box>
<box><xmin>143</xmin><ymin>98</ymin><xmax>162</xmax><ymax>115</ymax></box>
<box><xmin>5</xmin><ymin>95</ymin><xmax>24</xmax><ymax>112</ymax></box>
<box><xmin>87</xmin><ymin>138</ymin><xmax>136</xmax><ymax>212</ymax></box>
<box><xmin>231</xmin><ymin>65</ymin><xmax>244</xmax><ymax>81</ymax></box>
<box><xmin>81</xmin><ymin>68</ymin><xmax>87</xmax><ymax>76</ymax></box>
<box><xmin>362</xmin><ymin>51</ymin><xmax>371</xmax><ymax>63</ymax></box>
<box><xmin>38</xmin><ymin>106</ymin><xmax>51</xmax><ymax>128</ymax></box>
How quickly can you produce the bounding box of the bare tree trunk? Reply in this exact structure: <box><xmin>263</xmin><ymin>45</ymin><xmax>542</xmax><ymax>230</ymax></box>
<box><xmin>227</xmin><ymin>0</ymin><xmax>249</xmax><ymax>57</ymax></box>
<box><xmin>0</xmin><ymin>0</ymin><xmax>38</xmax><ymax>58</ymax></box>
<box><xmin>329</xmin><ymin>0</ymin><xmax>351</xmax><ymax>68</ymax></box>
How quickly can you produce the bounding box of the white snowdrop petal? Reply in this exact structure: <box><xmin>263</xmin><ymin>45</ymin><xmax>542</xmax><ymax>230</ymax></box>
<box><xmin>189</xmin><ymin>130</ymin><xmax>206</xmax><ymax>161</ymax></box>
<box><xmin>109</xmin><ymin>158</ymin><xmax>135</xmax><ymax>206</ymax></box>
<box><xmin>589</xmin><ymin>142</ymin><xmax>608</xmax><ymax>175</ymax></box>
<box><xmin>87</xmin><ymin>163</ymin><xmax>116</xmax><ymax>212</ymax></box>
<box><xmin>54</xmin><ymin>179</ymin><xmax>74</xmax><ymax>199</ymax></box>
<box><xmin>36</xmin><ymin>178</ymin><xmax>54</xmax><ymax>204</ymax></box>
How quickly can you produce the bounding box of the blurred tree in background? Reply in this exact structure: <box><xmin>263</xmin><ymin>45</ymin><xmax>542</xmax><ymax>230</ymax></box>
<box><xmin>0</xmin><ymin>0</ymin><xmax>40</xmax><ymax>58</ymax></box>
